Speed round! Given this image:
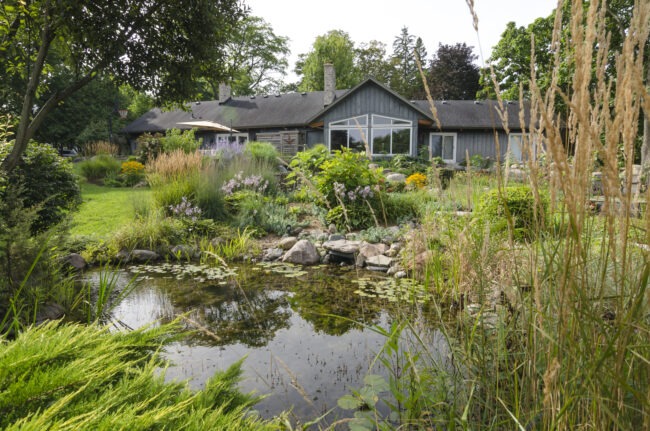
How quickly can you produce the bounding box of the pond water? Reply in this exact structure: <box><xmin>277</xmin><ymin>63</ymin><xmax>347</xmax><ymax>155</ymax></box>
<box><xmin>98</xmin><ymin>261</ymin><xmax>447</xmax><ymax>426</ymax></box>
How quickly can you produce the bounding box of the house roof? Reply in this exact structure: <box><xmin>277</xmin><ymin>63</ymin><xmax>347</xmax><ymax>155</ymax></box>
<box><xmin>122</xmin><ymin>89</ymin><xmax>348</xmax><ymax>134</ymax></box>
<box><xmin>411</xmin><ymin>99</ymin><xmax>531</xmax><ymax>130</ymax></box>
<box><xmin>122</xmin><ymin>78</ymin><xmax>532</xmax><ymax>135</ymax></box>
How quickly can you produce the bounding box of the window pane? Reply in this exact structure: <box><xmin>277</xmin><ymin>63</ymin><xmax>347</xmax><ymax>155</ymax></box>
<box><xmin>442</xmin><ymin>135</ymin><xmax>454</xmax><ymax>160</ymax></box>
<box><xmin>349</xmin><ymin>128</ymin><xmax>366</xmax><ymax>152</ymax></box>
<box><xmin>430</xmin><ymin>135</ymin><xmax>442</xmax><ymax>158</ymax></box>
<box><xmin>372</xmin><ymin>115</ymin><xmax>391</xmax><ymax>125</ymax></box>
<box><xmin>331</xmin><ymin>130</ymin><xmax>347</xmax><ymax>151</ymax></box>
<box><xmin>392</xmin><ymin>129</ymin><xmax>410</xmax><ymax>154</ymax></box>
<box><xmin>392</xmin><ymin>119</ymin><xmax>410</xmax><ymax>125</ymax></box>
<box><xmin>373</xmin><ymin>129</ymin><xmax>391</xmax><ymax>154</ymax></box>
<box><xmin>353</xmin><ymin>115</ymin><xmax>367</xmax><ymax>126</ymax></box>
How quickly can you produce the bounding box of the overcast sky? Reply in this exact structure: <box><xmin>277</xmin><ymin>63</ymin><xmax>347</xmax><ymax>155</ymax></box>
<box><xmin>244</xmin><ymin>0</ymin><xmax>558</xmax><ymax>83</ymax></box>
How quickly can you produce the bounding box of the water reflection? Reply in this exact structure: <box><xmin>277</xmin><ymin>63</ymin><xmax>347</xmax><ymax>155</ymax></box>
<box><xmin>96</xmin><ymin>263</ymin><xmax>447</xmax><ymax>425</ymax></box>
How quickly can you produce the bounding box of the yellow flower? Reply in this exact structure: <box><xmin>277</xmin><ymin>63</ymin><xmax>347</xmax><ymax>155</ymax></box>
<box><xmin>405</xmin><ymin>172</ymin><xmax>426</xmax><ymax>189</ymax></box>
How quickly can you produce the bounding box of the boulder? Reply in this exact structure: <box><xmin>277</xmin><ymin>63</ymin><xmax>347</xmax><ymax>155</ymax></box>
<box><xmin>386</xmin><ymin>173</ymin><xmax>406</xmax><ymax>183</ymax></box>
<box><xmin>170</xmin><ymin>245</ymin><xmax>197</xmax><ymax>260</ymax></box>
<box><xmin>366</xmin><ymin>254</ymin><xmax>393</xmax><ymax>269</ymax></box>
<box><xmin>130</xmin><ymin>249</ymin><xmax>160</xmax><ymax>263</ymax></box>
<box><xmin>282</xmin><ymin>240</ymin><xmax>321</xmax><ymax>265</ymax></box>
<box><xmin>322</xmin><ymin>239</ymin><xmax>361</xmax><ymax>254</ymax></box>
<box><xmin>115</xmin><ymin>249</ymin><xmax>131</xmax><ymax>263</ymax></box>
<box><xmin>263</xmin><ymin>247</ymin><xmax>284</xmax><ymax>261</ymax></box>
<box><xmin>385</xmin><ymin>242</ymin><xmax>402</xmax><ymax>257</ymax></box>
<box><xmin>278</xmin><ymin>236</ymin><xmax>298</xmax><ymax>250</ymax></box>
<box><xmin>356</xmin><ymin>243</ymin><xmax>388</xmax><ymax>267</ymax></box>
<box><xmin>63</xmin><ymin>253</ymin><xmax>86</xmax><ymax>270</ymax></box>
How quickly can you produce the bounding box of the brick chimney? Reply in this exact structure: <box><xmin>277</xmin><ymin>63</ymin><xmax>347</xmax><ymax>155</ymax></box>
<box><xmin>218</xmin><ymin>83</ymin><xmax>231</xmax><ymax>104</ymax></box>
<box><xmin>323</xmin><ymin>63</ymin><xmax>336</xmax><ymax>106</ymax></box>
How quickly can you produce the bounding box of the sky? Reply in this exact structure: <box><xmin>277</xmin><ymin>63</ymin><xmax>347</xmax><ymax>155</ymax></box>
<box><xmin>244</xmin><ymin>0</ymin><xmax>558</xmax><ymax>83</ymax></box>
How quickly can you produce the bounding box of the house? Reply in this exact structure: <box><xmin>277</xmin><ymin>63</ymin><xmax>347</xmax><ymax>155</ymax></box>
<box><xmin>123</xmin><ymin>64</ymin><xmax>534</xmax><ymax>166</ymax></box>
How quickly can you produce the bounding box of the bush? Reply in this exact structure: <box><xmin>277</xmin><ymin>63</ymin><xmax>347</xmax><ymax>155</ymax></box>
<box><xmin>0</xmin><ymin>141</ymin><xmax>81</xmax><ymax>233</ymax></box>
<box><xmin>244</xmin><ymin>141</ymin><xmax>280</xmax><ymax>165</ymax></box>
<box><xmin>120</xmin><ymin>160</ymin><xmax>145</xmax><ymax>186</ymax></box>
<box><xmin>161</xmin><ymin>128</ymin><xmax>200</xmax><ymax>153</ymax></box>
<box><xmin>78</xmin><ymin>154</ymin><xmax>122</xmax><ymax>184</ymax></box>
<box><xmin>316</xmin><ymin>148</ymin><xmax>381</xmax><ymax>207</ymax></box>
<box><xmin>136</xmin><ymin>132</ymin><xmax>163</xmax><ymax>164</ymax></box>
<box><xmin>475</xmin><ymin>185</ymin><xmax>549</xmax><ymax>240</ymax></box>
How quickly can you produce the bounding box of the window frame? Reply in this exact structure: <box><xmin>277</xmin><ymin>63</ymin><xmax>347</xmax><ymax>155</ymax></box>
<box><xmin>369</xmin><ymin>114</ymin><xmax>412</xmax><ymax>157</ymax></box>
<box><xmin>429</xmin><ymin>132</ymin><xmax>457</xmax><ymax>164</ymax></box>
<box><xmin>328</xmin><ymin>115</ymin><xmax>369</xmax><ymax>152</ymax></box>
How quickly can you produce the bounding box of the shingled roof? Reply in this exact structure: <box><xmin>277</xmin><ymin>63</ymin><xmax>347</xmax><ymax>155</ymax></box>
<box><xmin>122</xmin><ymin>78</ymin><xmax>531</xmax><ymax>135</ymax></box>
<box><xmin>122</xmin><ymin>89</ymin><xmax>348</xmax><ymax>134</ymax></box>
<box><xmin>411</xmin><ymin>99</ymin><xmax>532</xmax><ymax>130</ymax></box>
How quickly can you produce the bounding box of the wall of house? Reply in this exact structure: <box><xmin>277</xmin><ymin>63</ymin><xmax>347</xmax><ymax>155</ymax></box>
<box><xmin>456</xmin><ymin>131</ymin><xmax>509</xmax><ymax>163</ymax></box>
<box><xmin>320</xmin><ymin>83</ymin><xmax>423</xmax><ymax>156</ymax></box>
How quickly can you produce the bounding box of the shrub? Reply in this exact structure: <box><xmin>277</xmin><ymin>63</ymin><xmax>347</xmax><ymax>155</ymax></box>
<box><xmin>405</xmin><ymin>172</ymin><xmax>427</xmax><ymax>189</ymax></box>
<box><xmin>120</xmin><ymin>160</ymin><xmax>145</xmax><ymax>186</ymax></box>
<box><xmin>78</xmin><ymin>154</ymin><xmax>122</xmax><ymax>184</ymax></box>
<box><xmin>0</xmin><ymin>141</ymin><xmax>81</xmax><ymax>233</ymax></box>
<box><xmin>475</xmin><ymin>185</ymin><xmax>549</xmax><ymax>240</ymax></box>
<box><xmin>316</xmin><ymin>148</ymin><xmax>381</xmax><ymax>207</ymax></box>
<box><xmin>160</xmin><ymin>128</ymin><xmax>200</xmax><ymax>153</ymax></box>
<box><xmin>136</xmin><ymin>132</ymin><xmax>163</xmax><ymax>164</ymax></box>
<box><xmin>146</xmin><ymin>149</ymin><xmax>203</xmax><ymax>184</ymax></box>
<box><xmin>244</xmin><ymin>141</ymin><xmax>280</xmax><ymax>165</ymax></box>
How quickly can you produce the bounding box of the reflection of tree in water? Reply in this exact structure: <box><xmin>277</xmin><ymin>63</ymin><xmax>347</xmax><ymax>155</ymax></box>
<box><xmin>288</xmin><ymin>270</ymin><xmax>383</xmax><ymax>336</ymax></box>
<box><xmin>188</xmin><ymin>286</ymin><xmax>291</xmax><ymax>348</ymax></box>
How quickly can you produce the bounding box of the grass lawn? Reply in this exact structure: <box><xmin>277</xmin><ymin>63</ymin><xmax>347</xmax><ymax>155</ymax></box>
<box><xmin>71</xmin><ymin>182</ymin><xmax>152</xmax><ymax>239</ymax></box>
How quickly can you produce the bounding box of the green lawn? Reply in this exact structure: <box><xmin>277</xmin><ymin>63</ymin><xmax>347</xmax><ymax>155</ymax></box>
<box><xmin>71</xmin><ymin>182</ymin><xmax>152</xmax><ymax>239</ymax></box>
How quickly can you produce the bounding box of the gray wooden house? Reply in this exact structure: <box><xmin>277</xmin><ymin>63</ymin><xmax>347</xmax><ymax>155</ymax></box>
<box><xmin>123</xmin><ymin>65</ymin><xmax>533</xmax><ymax>165</ymax></box>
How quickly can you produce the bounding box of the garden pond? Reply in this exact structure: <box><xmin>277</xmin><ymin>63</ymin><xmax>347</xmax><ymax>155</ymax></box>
<box><xmin>91</xmin><ymin>261</ymin><xmax>449</xmax><ymax>425</ymax></box>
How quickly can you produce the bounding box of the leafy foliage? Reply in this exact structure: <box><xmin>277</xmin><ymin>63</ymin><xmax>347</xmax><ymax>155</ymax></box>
<box><xmin>244</xmin><ymin>140</ymin><xmax>280</xmax><ymax>165</ymax></box>
<box><xmin>426</xmin><ymin>43</ymin><xmax>480</xmax><ymax>100</ymax></box>
<box><xmin>0</xmin><ymin>141</ymin><xmax>80</xmax><ymax>233</ymax></box>
<box><xmin>161</xmin><ymin>128</ymin><xmax>200</xmax><ymax>154</ymax></box>
<box><xmin>475</xmin><ymin>186</ymin><xmax>549</xmax><ymax>240</ymax></box>
<box><xmin>296</xmin><ymin>30</ymin><xmax>360</xmax><ymax>91</ymax></box>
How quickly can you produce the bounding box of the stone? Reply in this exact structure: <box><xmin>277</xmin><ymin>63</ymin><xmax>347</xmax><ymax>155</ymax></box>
<box><xmin>210</xmin><ymin>237</ymin><xmax>226</xmax><ymax>248</ymax></box>
<box><xmin>365</xmin><ymin>254</ymin><xmax>393</xmax><ymax>268</ymax></box>
<box><xmin>130</xmin><ymin>249</ymin><xmax>160</xmax><ymax>263</ymax></box>
<box><xmin>282</xmin><ymin>240</ymin><xmax>321</xmax><ymax>265</ymax></box>
<box><xmin>278</xmin><ymin>236</ymin><xmax>298</xmax><ymax>250</ymax></box>
<box><xmin>328</xmin><ymin>224</ymin><xmax>337</xmax><ymax>234</ymax></box>
<box><xmin>115</xmin><ymin>249</ymin><xmax>131</xmax><ymax>263</ymax></box>
<box><xmin>328</xmin><ymin>234</ymin><xmax>346</xmax><ymax>241</ymax></box>
<box><xmin>322</xmin><ymin>239</ymin><xmax>361</xmax><ymax>254</ymax></box>
<box><xmin>394</xmin><ymin>271</ymin><xmax>407</xmax><ymax>279</ymax></box>
<box><xmin>385</xmin><ymin>241</ymin><xmax>403</xmax><ymax>257</ymax></box>
<box><xmin>35</xmin><ymin>302</ymin><xmax>66</xmax><ymax>325</ymax></box>
<box><xmin>356</xmin><ymin>243</ymin><xmax>388</xmax><ymax>267</ymax></box>
<box><xmin>263</xmin><ymin>248</ymin><xmax>284</xmax><ymax>261</ymax></box>
<box><xmin>386</xmin><ymin>173</ymin><xmax>406</xmax><ymax>183</ymax></box>
<box><xmin>63</xmin><ymin>253</ymin><xmax>86</xmax><ymax>270</ymax></box>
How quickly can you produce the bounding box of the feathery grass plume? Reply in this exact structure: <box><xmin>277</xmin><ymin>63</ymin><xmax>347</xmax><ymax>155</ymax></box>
<box><xmin>145</xmin><ymin>149</ymin><xmax>203</xmax><ymax>185</ymax></box>
<box><xmin>81</xmin><ymin>140</ymin><xmax>120</xmax><ymax>157</ymax></box>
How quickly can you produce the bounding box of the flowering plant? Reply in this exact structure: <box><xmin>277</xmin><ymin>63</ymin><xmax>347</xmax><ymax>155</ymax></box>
<box><xmin>169</xmin><ymin>196</ymin><xmax>202</xmax><ymax>221</ymax></box>
<box><xmin>221</xmin><ymin>171</ymin><xmax>269</xmax><ymax>196</ymax></box>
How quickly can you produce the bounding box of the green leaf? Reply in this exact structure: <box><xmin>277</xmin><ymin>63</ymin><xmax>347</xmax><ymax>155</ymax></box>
<box><xmin>337</xmin><ymin>394</ymin><xmax>362</xmax><ymax>410</ymax></box>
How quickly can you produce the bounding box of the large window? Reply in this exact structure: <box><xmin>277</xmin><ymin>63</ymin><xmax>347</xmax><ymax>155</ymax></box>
<box><xmin>430</xmin><ymin>133</ymin><xmax>456</xmax><ymax>163</ymax></box>
<box><xmin>370</xmin><ymin>115</ymin><xmax>412</xmax><ymax>156</ymax></box>
<box><xmin>508</xmin><ymin>133</ymin><xmax>539</xmax><ymax>163</ymax></box>
<box><xmin>329</xmin><ymin>115</ymin><xmax>368</xmax><ymax>152</ymax></box>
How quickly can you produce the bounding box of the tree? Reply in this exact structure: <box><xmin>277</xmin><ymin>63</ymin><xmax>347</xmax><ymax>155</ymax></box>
<box><xmin>355</xmin><ymin>40</ymin><xmax>394</xmax><ymax>84</ymax></box>
<box><xmin>390</xmin><ymin>27</ymin><xmax>424</xmax><ymax>99</ymax></box>
<box><xmin>427</xmin><ymin>43</ymin><xmax>480</xmax><ymax>100</ymax></box>
<box><xmin>203</xmin><ymin>16</ymin><xmax>290</xmax><ymax>97</ymax></box>
<box><xmin>0</xmin><ymin>0</ymin><xmax>245</xmax><ymax>174</ymax></box>
<box><xmin>296</xmin><ymin>30</ymin><xmax>360</xmax><ymax>91</ymax></box>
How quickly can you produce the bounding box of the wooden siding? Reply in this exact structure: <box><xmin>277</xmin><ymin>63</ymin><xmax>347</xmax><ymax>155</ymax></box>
<box><xmin>456</xmin><ymin>131</ymin><xmax>508</xmax><ymax>162</ymax></box>
<box><xmin>255</xmin><ymin>130</ymin><xmax>303</xmax><ymax>157</ymax></box>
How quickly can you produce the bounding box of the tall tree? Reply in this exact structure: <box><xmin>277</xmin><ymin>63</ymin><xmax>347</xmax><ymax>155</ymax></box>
<box><xmin>203</xmin><ymin>16</ymin><xmax>290</xmax><ymax>97</ymax></box>
<box><xmin>390</xmin><ymin>27</ymin><xmax>424</xmax><ymax>99</ymax></box>
<box><xmin>295</xmin><ymin>30</ymin><xmax>359</xmax><ymax>91</ymax></box>
<box><xmin>427</xmin><ymin>43</ymin><xmax>480</xmax><ymax>100</ymax></box>
<box><xmin>355</xmin><ymin>40</ymin><xmax>394</xmax><ymax>84</ymax></box>
<box><xmin>0</xmin><ymin>0</ymin><xmax>245</xmax><ymax>174</ymax></box>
